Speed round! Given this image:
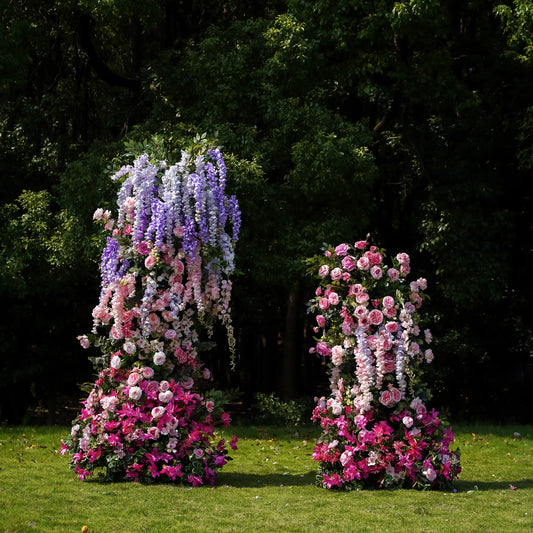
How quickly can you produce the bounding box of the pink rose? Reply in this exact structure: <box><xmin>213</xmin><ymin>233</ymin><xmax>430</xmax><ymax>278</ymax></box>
<box><xmin>357</xmin><ymin>256</ymin><xmax>370</xmax><ymax>270</ymax></box>
<box><xmin>164</xmin><ymin>329</ymin><xmax>177</xmax><ymax>339</ymax></box>
<box><xmin>159</xmin><ymin>380</ymin><xmax>170</xmax><ymax>392</ymax></box>
<box><xmin>396</xmin><ymin>252</ymin><xmax>410</xmax><ymax>264</ymax></box>
<box><xmin>383</xmin><ymin>359</ymin><xmax>395</xmax><ymax>373</ymax></box>
<box><xmin>385</xmin><ymin>321</ymin><xmax>398</xmax><ymax>333</ymax></box>
<box><xmin>316</xmin><ymin>315</ymin><xmax>326</xmax><ymax>327</ymax></box>
<box><xmin>158</xmin><ymin>390</ymin><xmax>173</xmax><ymax>403</ymax></box>
<box><xmin>417</xmin><ymin>277</ymin><xmax>427</xmax><ymax>290</ymax></box>
<box><xmin>153</xmin><ymin>352</ymin><xmax>166</xmax><ymax>365</ymax></box>
<box><xmin>147</xmin><ymin>426</ymin><xmax>160</xmax><ymax>440</ymax></box>
<box><xmin>319</xmin><ymin>297</ymin><xmax>330</xmax><ymax>310</ymax></box>
<box><xmin>142</xmin><ymin>366</ymin><xmax>154</xmax><ymax>379</ymax></box>
<box><xmin>400</xmin><ymin>263</ymin><xmax>410</xmax><ymax>276</ymax></box>
<box><xmin>355</xmin><ymin>305</ymin><xmax>368</xmax><ymax>319</ymax></box>
<box><xmin>151</xmin><ymin>406</ymin><xmax>166</xmax><ymax>419</ymax></box>
<box><xmin>423</xmin><ymin>467</ymin><xmax>437</xmax><ymax>482</ymax></box>
<box><xmin>369</xmin><ymin>252</ymin><xmax>382</xmax><ymax>265</ymax></box>
<box><xmin>402</xmin><ymin>416</ymin><xmax>414</xmax><ymax>428</ymax></box>
<box><xmin>387</xmin><ymin>268</ymin><xmax>400</xmax><ymax>282</ymax></box>
<box><xmin>316</xmin><ymin>342</ymin><xmax>331</xmax><ymax>357</ymax></box>
<box><xmin>368</xmin><ymin>309</ymin><xmax>383</xmax><ymax>325</ymax></box>
<box><xmin>383</xmin><ymin>307</ymin><xmax>397</xmax><ymax>318</ymax></box>
<box><xmin>123</xmin><ymin>224</ymin><xmax>133</xmax><ymax>236</ymax></box>
<box><xmin>182</xmin><ymin>377</ymin><xmax>194</xmax><ymax>389</ymax></box>
<box><xmin>318</xmin><ymin>265</ymin><xmax>330</xmax><ymax>278</ymax></box>
<box><xmin>110</xmin><ymin>355</ymin><xmax>121</xmax><ymax>370</ymax></box>
<box><xmin>382</xmin><ymin>296</ymin><xmax>395</xmax><ymax>309</ymax></box>
<box><xmin>330</xmin><ymin>268</ymin><xmax>343</xmax><ymax>281</ymax></box>
<box><xmin>123</xmin><ymin>197</ymin><xmax>135</xmax><ymax>213</ymax></box>
<box><xmin>128</xmin><ymin>386</ymin><xmax>142</xmax><ymax>401</ymax></box>
<box><xmin>425</xmin><ymin>349</ymin><xmax>434</xmax><ymax>363</ymax></box>
<box><xmin>145</xmin><ymin>255</ymin><xmax>156</xmax><ymax>269</ymax></box>
<box><xmin>379</xmin><ymin>390</ymin><xmax>392</xmax><ymax>407</ymax></box>
<box><xmin>341</xmin><ymin>256</ymin><xmax>357</xmax><ymax>272</ymax></box>
<box><xmin>328</xmin><ymin>292</ymin><xmax>340</xmax><ymax>306</ymax></box>
<box><xmin>335</xmin><ymin>244</ymin><xmax>349</xmax><ymax>256</ymax></box>
<box><xmin>390</xmin><ymin>387</ymin><xmax>401</xmax><ymax>403</ymax></box>
<box><xmin>424</xmin><ymin>329</ymin><xmax>433</xmax><ymax>344</ymax></box>
<box><xmin>127</xmin><ymin>372</ymin><xmax>141</xmax><ymax>386</ymax></box>
<box><xmin>123</xmin><ymin>341</ymin><xmax>136</xmax><ymax>355</ymax></box>
<box><xmin>146</xmin><ymin>381</ymin><xmax>160</xmax><ymax>398</ymax></box>
<box><xmin>370</xmin><ymin>266</ymin><xmax>383</xmax><ymax>279</ymax></box>
<box><xmin>77</xmin><ymin>335</ymin><xmax>90</xmax><ymax>349</ymax></box>
<box><xmin>355</xmin><ymin>292</ymin><xmax>369</xmax><ymax>304</ymax></box>
<box><xmin>193</xmin><ymin>448</ymin><xmax>204</xmax><ymax>459</ymax></box>
<box><xmin>354</xmin><ymin>240</ymin><xmax>367</xmax><ymax>250</ymax></box>
<box><xmin>206</xmin><ymin>401</ymin><xmax>215</xmax><ymax>413</ymax></box>
<box><xmin>331</xmin><ymin>345</ymin><xmax>344</xmax><ymax>366</ymax></box>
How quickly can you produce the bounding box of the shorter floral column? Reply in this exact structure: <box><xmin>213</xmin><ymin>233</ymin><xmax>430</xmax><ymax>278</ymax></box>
<box><xmin>61</xmin><ymin>148</ymin><xmax>240</xmax><ymax>485</ymax></box>
<box><xmin>308</xmin><ymin>241</ymin><xmax>461</xmax><ymax>490</ymax></box>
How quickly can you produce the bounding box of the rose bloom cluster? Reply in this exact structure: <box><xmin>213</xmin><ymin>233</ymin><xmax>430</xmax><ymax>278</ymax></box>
<box><xmin>308</xmin><ymin>241</ymin><xmax>461</xmax><ymax>490</ymax></box>
<box><xmin>61</xmin><ymin>149</ymin><xmax>240</xmax><ymax>485</ymax></box>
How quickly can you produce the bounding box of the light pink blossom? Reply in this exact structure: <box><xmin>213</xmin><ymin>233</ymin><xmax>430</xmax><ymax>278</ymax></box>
<box><xmin>318</xmin><ymin>265</ymin><xmax>330</xmax><ymax>278</ymax></box>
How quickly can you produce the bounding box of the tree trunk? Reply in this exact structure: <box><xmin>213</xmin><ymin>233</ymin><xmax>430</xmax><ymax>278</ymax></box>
<box><xmin>281</xmin><ymin>281</ymin><xmax>300</xmax><ymax>400</ymax></box>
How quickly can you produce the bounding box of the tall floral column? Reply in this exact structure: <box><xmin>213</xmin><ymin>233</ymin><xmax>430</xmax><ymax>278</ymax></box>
<box><xmin>61</xmin><ymin>148</ymin><xmax>240</xmax><ymax>485</ymax></box>
<box><xmin>308</xmin><ymin>241</ymin><xmax>461</xmax><ymax>490</ymax></box>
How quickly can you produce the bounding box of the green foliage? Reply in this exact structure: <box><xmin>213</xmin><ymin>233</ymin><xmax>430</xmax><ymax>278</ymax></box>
<box><xmin>254</xmin><ymin>392</ymin><xmax>314</xmax><ymax>427</ymax></box>
<box><xmin>0</xmin><ymin>190</ymin><xmax>82</xmax><ymax>296</ymax></box>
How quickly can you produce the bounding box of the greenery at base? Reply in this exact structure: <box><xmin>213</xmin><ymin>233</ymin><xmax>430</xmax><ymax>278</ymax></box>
<box><xmin>254</xmin><ymin>392</ymin><xmax>315</xmax><ymax>427</ymax></box>
<box><xmin>0</xmin><ymin>424</ymin><xmax>531</xmax><ymax>532</ymax></box>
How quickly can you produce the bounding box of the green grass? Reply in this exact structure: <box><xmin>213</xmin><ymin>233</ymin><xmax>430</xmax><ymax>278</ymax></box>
<box><xmin>0</xmin><ymin>423</ymin><xmax>531</xmax><ymax>532</ymax></box>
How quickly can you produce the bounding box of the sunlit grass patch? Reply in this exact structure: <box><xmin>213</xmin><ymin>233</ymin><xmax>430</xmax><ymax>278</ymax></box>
<box><xmin>0</xmin><ymin>423</ymin><xmax>531</xmax><ymax>532</ymax></box>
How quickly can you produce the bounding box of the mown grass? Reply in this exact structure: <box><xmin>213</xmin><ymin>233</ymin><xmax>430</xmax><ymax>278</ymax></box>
<box><xmin>0</xmin><ymin>423</ymin><xmax>531</xmax><ymax>532</ymax></box>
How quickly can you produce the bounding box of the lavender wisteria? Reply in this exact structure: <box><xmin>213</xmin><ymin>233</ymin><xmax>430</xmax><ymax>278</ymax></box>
<box><xmin>61</xmin><ymin>149</ymin><xmax>240</xmax><ymax>485</ymax></box>
<box><xmin>308</xmin><ymin>241</ymin><xmax>461</xmax><ymax>490</ymax></box>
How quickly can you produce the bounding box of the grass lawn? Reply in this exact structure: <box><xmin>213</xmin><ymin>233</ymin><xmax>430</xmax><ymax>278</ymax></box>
<box><xmin>0</xmin><ymin>422</ymin><xmax>531</xmax><ymax>532</ymax></box>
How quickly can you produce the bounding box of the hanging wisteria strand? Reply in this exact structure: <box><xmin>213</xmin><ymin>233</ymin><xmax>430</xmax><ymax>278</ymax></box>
<box><xmin>308</xmin><ymin>241</ymin><xmax>461</xmax><ymax>490</ymax></box>
<box><xmin>62</xmin><ymin>148</ymin><xmax>240</xmax><ymax>486</ymax></box>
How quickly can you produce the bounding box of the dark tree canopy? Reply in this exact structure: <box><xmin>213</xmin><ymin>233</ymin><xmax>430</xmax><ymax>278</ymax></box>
<box><xmin>0</xmin><ymin>0</ymin><xmax>531</xmax><ymax>423</ymax></box>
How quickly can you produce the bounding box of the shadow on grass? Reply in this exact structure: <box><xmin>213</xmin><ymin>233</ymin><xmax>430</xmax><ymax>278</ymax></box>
<box><xmin>215</xmin><ymin>471</ymin><xmax>316</xmax><ymax>488</ymax></box>
<box><xmin>453</xmin><ymin>478</ymin><xmax>533</xmax><ymax>492</ymax></box>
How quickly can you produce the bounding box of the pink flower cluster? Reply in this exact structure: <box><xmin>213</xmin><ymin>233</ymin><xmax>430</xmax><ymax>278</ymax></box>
<box><xmin>63</xmin><ymin>149</ymin><xmax>239</xmax><ymax>485</ymax></box>
<box><xmin>308</xmin><ymin>241</ymin><xmax>460</xmax><ymax>490</ymax></box>
<box><xmin>61</xmin><ymin>366</ymin><xmax>237</xmax><ymax>484</ymax></box>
